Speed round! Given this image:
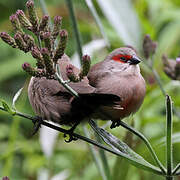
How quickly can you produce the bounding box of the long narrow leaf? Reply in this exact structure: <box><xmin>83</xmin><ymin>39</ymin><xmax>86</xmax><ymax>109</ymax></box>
<box><xmin>89</xmin><ymin>120</ymin><xmax>163</xmax><ymax>175</ymax></box>
<box><xmin>96</xmin><ymin>0</ymin><xmax>142</xmax><ymax>49</ymax></box>
<box><xmin>12</xmin><ymin>87</ymin><xmax>23</xmax><ymax>110</ymax></box>
<box><xmin>0</xmin><ymin>99</ymin><xmax>15</xmax><ymax>115</ymax></box>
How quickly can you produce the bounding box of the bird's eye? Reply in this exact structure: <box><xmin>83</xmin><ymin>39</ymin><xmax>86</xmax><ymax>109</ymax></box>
<box><xmin>120</xmin><ymin>57</ymin><xmax>126</xmax><ymax>61</ymax></box>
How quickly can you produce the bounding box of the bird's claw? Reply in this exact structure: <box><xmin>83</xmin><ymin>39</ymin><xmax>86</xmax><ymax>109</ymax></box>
<box><xmin>110</xmin><ymin>120</ymin><xmax>121</xmax><ymax>129</ymax></box>
<box><xmin>31</xmin><ymin>116</ymin><xmax>43</xmax><ymax>136</ymax></box>
<box><xmin>63</xmin><ymin>121</ymin><xmax>80</xmax><ymax>142</ymax></box>
<box><xmin>64</xmin><ymin>131</ymin><xmax>78</xmax><ymax>143</ymax></box>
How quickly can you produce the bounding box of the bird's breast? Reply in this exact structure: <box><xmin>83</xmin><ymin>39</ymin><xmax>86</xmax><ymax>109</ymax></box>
<box><xmin>97</xmin><ymin>74</ymin><xmax>146</xmax><ymax>120</ymax></box>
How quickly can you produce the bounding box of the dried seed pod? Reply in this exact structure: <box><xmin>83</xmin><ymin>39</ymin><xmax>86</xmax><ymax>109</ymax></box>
<box><xmin>43</xmin><ymin>32</ymin><xmax>52</xmax><ymax>52</ymax></box>
<box><xmin>162</xmin><ymin>55</ymin><xmax>176</xmax><ymax>80</ymax></box>
<box><xmin>79</xmin><ymin>55</ymin><xmax>91</xmax><ymax>79</ymax></box>
<box><xmin>52</xmin><ymin>16</ymin><xmax>62</xmax><ymax>40</ymax></box>
<box><xmin>22</xmin><ymin>62</ymin><xmax>44</xmax><ymax>77</ymax></box>
<box><xmin>66</xmin><ymin>64</ymin><xmax>80</xmax><ymax>82</ymax></box>
<box><xmin>14</xmin><ymin>32</ymin><xmax>28</xmax><ymax>52</ymax></box>
<box><xmin>16</xmin><ymin>9</ymin><xmax>32</xmax><ymax>30</ymax></box>
<box><xmin>26</xmin><ymin>0</ymin><xmax>39</xmax><ymax>32</ymax></box>
<box><xmin>0</xmin><ymin>32</ymin><xmax>17</xmax><ymax>48</ymax></box>
<box><xmin>53</xmin><ymin>29</ymin><xmax>68</xmax><ymax>63</ymax></box>
<box><xmin>143</xmin><ymin>34</ymin><xmax>157</xmax><ymax>59</ymax></box>
<box><xmin>175</xmin><ymin>57</ymin><xmax>180</xmax><ymax>80</ymax></box>
<box><xmin>41</xmin><ymin>48</ymin><xmax>54</xmax><ymax>75</ymax></box>
<box><xmin>2</xmin><ymin>177</ymin><xmax>10</xmax><ymax>180</ymax></box>
<box><xmin>23</xmin><ymin>34</ymin><xmax>35</xmax><ymax>50</ymax></box>
<box><xmin>9</xmin><ymin>14</ymin><xmax>23</xmax><ymax>33</ymax></box>
<box><xmin>31</xmin><ymin>46</ymin><xmax>45</xmax><ymax>68</ymax></box>
<box><xmin>39</xmin><ymin>15</ymin><xmax>49</xmax><ymax>31</ymax></box>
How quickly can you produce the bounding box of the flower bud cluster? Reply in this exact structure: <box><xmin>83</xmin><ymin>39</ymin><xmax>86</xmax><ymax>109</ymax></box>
<box><xmin>0</xmin><ymin>0</ymin><xmax>92</xmax><ymax>82</ymax></box>
<box><xmin>162</xmin><ymin>55</ymin><xmax>180</xmax><ymax>81</ymax></box>
<box><xmin>66</xmin><ymin>55</ymin><xmax>91</xmax><ymax>82</ymax></box>
<box><xmin>0</xmin><ymin>0</ymin><xmax>71</xmax><ymax>79</ymax></box>
<box><xmin>143</xmin><ymin>34</ymin><xmax>157</xmax><ymax>59</ymax></box>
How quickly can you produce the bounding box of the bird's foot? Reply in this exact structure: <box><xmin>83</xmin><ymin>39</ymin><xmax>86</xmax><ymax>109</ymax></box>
<box><xmin>64</xmin><ymin>132</ymin><xmax>78</xmax><ymax>143</ymax></box>
<box><xmin>31</xmin><ymin>116</ymin><xmax>43</xmax><ymax>136</ymax></box>
<box><xmin>63</xmin><ymin>122</ymin><xmax>79</xmax><ymax>143</ymax></box>
<box><xmin>110</xmin><ymin>120</ymin><xmax>121</xmax><ymax>129</ymax></box>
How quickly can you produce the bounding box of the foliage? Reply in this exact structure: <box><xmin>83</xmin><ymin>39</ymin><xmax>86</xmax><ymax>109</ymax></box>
<box><xmin>0</xmin><ymin>0</ymin><xmax>180</xmax><ymax>180</ymax></box>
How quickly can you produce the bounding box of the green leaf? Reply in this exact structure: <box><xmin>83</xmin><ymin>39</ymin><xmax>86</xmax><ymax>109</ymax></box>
<box><xmin>96</xmin><ymin>0</ymin><xmax>142</xmax><ymax>49</ymax></box>
<box><xmin>89</xmin><ymin>120</ymin><xmax>163</xmax><ymax>175</ymax></box>
<box><xmin>0</xmin><ymin>99</ymin><xmax>16</xmax><ymax>115</ymax></box>
<box><xmin>12</xmin><ymin>87</ymin><xmax>23</xmax><ymax>110</ymax></box>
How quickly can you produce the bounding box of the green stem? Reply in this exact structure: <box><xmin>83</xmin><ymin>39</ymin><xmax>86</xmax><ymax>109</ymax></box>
<box><xmin>39</xmin><ymin>0</ymin><xmax>50</xmax><ymax>16</ymax></box>
<box><xmin>172</xmin><ymin>163</ymin><xmax>180</xmax><ymax>175</ymax></box>
<box><xmin>166</xmin><ymin>95</ymin><xmax>173</xmax><ymax>180</ymax></box>
<box><xmin>151</xmin><ymin>68</ymin><xmax>166</xmax><ymax>96</ymax></box>
<box><xmin>37</xmin><ymin>34</ymin><xmax>42</xmax><ymax>49</ymax></box>
<box><xmin>55</xmin><ymin>64</ymin><xmax>79</xmax><ymax>97</ymax></box>
<box><xmin>0</xmin><ymin>106</ymin><xmax>164</xmax><ymax>176</ymax></box>
<box><xmin>66</xmin><ymin>0</ymin><xmax>83</xmax><ymax>62</ymax></box>
<box><xmin>145</xmin><ymin>61</ymin><xmax>180</xmax><ymax>118</ymax></box>
<box><xmin>118</xmin><ymin>121</ymin><xmax>166</xmax><ymax>174</ymax></box>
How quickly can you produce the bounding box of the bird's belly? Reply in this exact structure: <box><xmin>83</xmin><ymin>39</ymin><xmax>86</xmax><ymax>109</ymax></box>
<box><xmin>99</xmin><ymin>95</ymin><xmax>143</xmax><ymax>120</ymax></box>
<box><xmin>97</xmin><ymin>78</ymin><xmax>146</xmax><ymax>120</ymax></box>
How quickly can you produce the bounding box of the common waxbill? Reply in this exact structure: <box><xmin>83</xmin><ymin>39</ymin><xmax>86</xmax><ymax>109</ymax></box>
<box><xmin>88</xmin><ymin>47</ymin><xmax>146</xmax><ymax>128</ymax></box>
<box><xmin>28</xmin><ymin>54</ymin><xmax>120</xmax><ymax>135</ymax></box>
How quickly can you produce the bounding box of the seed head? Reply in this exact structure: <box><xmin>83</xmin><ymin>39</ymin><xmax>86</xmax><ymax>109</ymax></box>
<box><xmin>0</xmin><ymin>32</ymin><xmax>17</xmax><ymax>48</ymax></box>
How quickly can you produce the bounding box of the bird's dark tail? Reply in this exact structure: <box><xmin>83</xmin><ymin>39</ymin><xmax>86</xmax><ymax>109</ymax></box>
<box><xmin>64</xmin><ymin>93</ymin><xmax>120</xmax><ymax>125</ymax></box>
<box><xmin>76</xmin><ymin>93</ymin><xmax>120</xmax><ymax>107</ymax></box>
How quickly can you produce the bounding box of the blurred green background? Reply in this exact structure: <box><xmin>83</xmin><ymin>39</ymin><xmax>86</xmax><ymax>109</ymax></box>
<box><xmin>0</xmin><ymin>0</ymin><xmax>180</xmax><ymax>179</ymax></box>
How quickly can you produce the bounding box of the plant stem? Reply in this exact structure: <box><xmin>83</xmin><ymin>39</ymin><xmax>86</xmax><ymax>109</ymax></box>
<box><xmin>151</xmin><ymin>68</ymin><xmax>166</xmax><ymax>96</ymax></box>
<box><xmin>172</xmin><ymin>163</ymin><xmax>180</xmax><ymax>175</ymax></box>
<box><xmin>145</xmin><ymin>61</ymin><xmax>180</xmax><ymax>118</ymax></box>
<box><xmin>166</xmin><ymin>95</ymin><xmax>173</xmax><ymax>180</ymax></box>
<box><xmin>66</xmin><ymin>0</ymin><xmax>83</xmax><ymax>62</ymax></box>
<box><xmin>118</xmin><ymin>121</ymin><xmax>166</xmax><ymax>174</ymax></box>
<box><xmin>39</xmin><ymin>0</ymin><xmax>50</xmax><ymax>16</ymax></box>
<box><xmin>37</xmin><ymin>34</ymin><xmax>42</xmax><ymax>49</ymax></box>
<box><xmin>0</xmin><ymin>106</ymin><xmax>163</xmax><ymax>176</ymax></box>
<box><xmin>55</xmin><ymin>65</ymin><xmax>79</xmax><ymax>97</ymax></box>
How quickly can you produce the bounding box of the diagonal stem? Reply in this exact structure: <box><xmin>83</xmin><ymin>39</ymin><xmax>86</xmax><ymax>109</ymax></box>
<box><xmin>55</xmin><ymin>65</ymin><xmax>79</xmax><ymax>97</ymax></box>
<box><xmin>0</xmin><ymin>106</ymin><xmax>164</xmax><ymax>176</ymax></box>
<box><xmin>118</xmin><ymin>121</ymin><xmax>166</xmax><ymax>174</ymax></box>
<box><xmin>66</xmin><ymin>0</ymin><xmax>83</xmax><ymax>62</ymax></box>
<box><xmin>172</xmin><ymin>163</ymin><xmax>180</xmax><ymax>175</ymax></box>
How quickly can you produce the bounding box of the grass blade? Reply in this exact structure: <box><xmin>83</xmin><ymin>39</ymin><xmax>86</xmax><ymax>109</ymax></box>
<box><xmin>89</xmin><ymin>119</ymin><xmax>163</xmax><ymax>175</ymax></box>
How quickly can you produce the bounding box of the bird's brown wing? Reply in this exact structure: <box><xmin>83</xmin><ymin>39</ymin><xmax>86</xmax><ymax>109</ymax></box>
<box><xmin>28</xmin><ymin>55</ymin><xmax>95</xmax><ymax>123</ymax></box>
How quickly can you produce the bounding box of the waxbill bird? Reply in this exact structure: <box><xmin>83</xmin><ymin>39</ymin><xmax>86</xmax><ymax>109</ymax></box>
<box><xmin>88</xmin><ymin>47</ymin><xmax>146</xmax><ymax>128</ymax></box>
<box><xmin>28</xmin><ymin>54</ymin><xmax>120</xmax><ymax>140</ymax></box>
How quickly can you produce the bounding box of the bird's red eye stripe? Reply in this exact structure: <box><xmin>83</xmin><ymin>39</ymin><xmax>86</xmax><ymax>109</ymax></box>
<box><xmin>112</xmin><ymin>54</ymin><xmax>132</xmax><ymax>63</ymax></box>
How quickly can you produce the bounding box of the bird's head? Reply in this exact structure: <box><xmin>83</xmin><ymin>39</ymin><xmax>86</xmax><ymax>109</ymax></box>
<box><xmin>107</xmin><ymin>47</ymin><xmax>141</xmax><ymax>65</ymax></box>
<box><xmin>104</xmin><ymin>47</ymin><xmax>142</xmax><ymax>75</ymax></box>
